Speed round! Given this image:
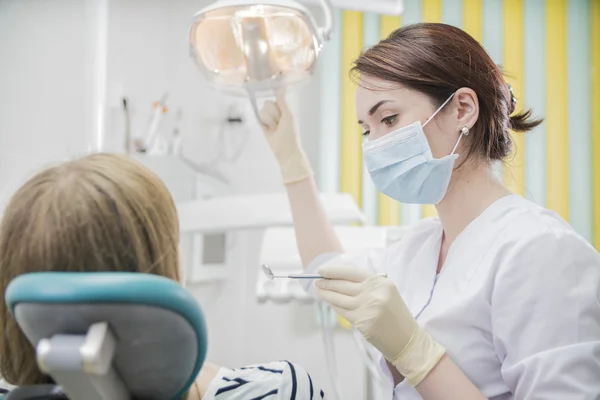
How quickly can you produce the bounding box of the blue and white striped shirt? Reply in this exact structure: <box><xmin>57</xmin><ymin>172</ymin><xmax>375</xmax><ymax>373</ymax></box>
<box><xmin>203</xmin><ymin>361</ymin><xmax>325</xmax><ymax>400</ymax></box>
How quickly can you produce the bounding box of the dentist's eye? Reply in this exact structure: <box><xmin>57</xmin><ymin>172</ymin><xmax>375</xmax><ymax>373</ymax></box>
<box><xmin>382</xmin><ymin>114</ymin><xmax>398</xmax><ymax>126</ymax></box>
<box><xmin>362</xmin><ymin>130</ymin><xmax>370</xmax><ymax>137</ymax></box>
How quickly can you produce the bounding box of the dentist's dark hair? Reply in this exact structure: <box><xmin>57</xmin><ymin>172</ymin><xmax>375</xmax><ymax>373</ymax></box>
<box><xmin>351</xmin><ymin>22</ymin><xmax>543</xmax><ymax>164</ymax></box>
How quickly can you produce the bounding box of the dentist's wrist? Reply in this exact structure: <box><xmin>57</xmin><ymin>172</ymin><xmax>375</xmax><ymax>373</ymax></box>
<box><xmin>390</xmin><ymin>326</ymin><xmax>446</xmax><ymax>387</ymax></box>
<box><xmin>278</xmin><ymin>149</ymin><xmax>313</xmax><ymax>185</ymax></box>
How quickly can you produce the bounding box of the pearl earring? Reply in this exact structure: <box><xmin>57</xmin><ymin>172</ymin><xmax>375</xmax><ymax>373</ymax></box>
<box><xmin>461</xmin><ymin>126</ymin><xmax>470</xmax><ymax>136</ymax></box>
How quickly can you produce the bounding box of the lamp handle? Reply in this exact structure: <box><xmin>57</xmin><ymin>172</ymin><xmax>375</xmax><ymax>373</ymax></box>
<box><xmin>317</xmin><ymin>0</ymin><xmax>334</xmax><ymax>41</ymax></box>
<box><xmin>250</xmin><ymin>96</ymin><xmax>268</xmax><ymax>129</ymax></box>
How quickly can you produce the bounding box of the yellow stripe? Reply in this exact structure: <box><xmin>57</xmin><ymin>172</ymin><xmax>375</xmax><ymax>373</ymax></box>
<box><xmin>339</xmin><ymin>11</ymin><xmax>363</xmax><ymax>330</ymax></box>
<box><xmin>377</xmin><ymin>15</ymin><xmax>402</xmax><ymax>226</ymax></box>
<box><xmin>421</xmin><ymin>0</ymin><xmax>442</xmax><ymax>219</ymax></box>
<box><xmin>422</xmin><ymin>0</ymin><xmax>442</xmax><ymax>22</ymax></box>
<box><xmin>380</xmin><ymin>15</ymin><xmax>401</xmax><ymax>38</ymax></box>
<box><xmin>463</xmin><ymin>0</ymin><xmax>483</xmax><ymax>42</ymax></box>
<box><xmin>422</xmin><ymin>204</ymin><xmax>438</xmax><ymax>218</ymax></box>
<box><xmin>592</xmin><ymin>0</ymin><xmax>600</xmax><ymax>249</ymax></box>
<box><xmin>545</xmin><ymin>0</ymin><xmax>569</xmax><ymax>220</ymax></box>
<box><xmin>340</xmin><ymin>11</ymin><xmax>364</xmax><ymax>208</ymax></box>
<box><xmin>502</xmin><ymin>0</ymin><xmax>525</xmax><ymax>196</ymax></box>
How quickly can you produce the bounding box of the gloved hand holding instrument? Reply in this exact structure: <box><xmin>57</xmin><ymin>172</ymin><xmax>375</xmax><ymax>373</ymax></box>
<box><xmin>314</xmin><ymin>265</ymin><xmax>447</xmax><ymax>387</ymax></box>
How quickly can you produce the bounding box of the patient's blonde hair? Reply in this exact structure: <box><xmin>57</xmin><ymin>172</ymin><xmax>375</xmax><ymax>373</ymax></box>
<box><xmin>0</xmin><ymin>153</ymin><xmax>181</xmax><ymax>385</ymax></box>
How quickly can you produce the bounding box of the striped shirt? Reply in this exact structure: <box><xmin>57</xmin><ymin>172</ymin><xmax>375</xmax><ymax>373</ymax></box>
<box><xmin>203</xmin><ymin>361</ymin><xmax>325</xmax><ymax>400</ymax></box>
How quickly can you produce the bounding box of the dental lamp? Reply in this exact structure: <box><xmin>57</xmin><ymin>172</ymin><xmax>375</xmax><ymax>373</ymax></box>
<box><xmin>189</xmin><ymin>0</ymin><xmax>334</xmax><ymax>122</ymax></box>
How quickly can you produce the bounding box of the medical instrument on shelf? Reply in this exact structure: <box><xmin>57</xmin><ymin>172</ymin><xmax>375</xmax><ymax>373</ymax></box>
<box><xmin>122</xmin><ymin>97</ymin><xmax>132</xmax><ymax>154</ymax></box>
<box><xmin>261</xmin><ymin>264</ymin><xmax>387</xmax><ymax>281</ymax></box>
<box><xmin>135</xmin><ymin>93</ymin><xmax>169</xmax><ymax>153</ymax></box>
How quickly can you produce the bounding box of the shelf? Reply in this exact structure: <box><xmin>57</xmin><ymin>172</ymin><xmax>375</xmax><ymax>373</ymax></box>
<box><xmin>177</xmin><ymin>192</ymin><xmax>365</xmax><ymax>234</ymax></box>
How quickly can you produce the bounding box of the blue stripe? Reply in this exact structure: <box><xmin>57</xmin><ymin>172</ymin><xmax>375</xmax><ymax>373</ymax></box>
<box><xmin>482</xmin><ymin>0</ymin><xmax>503</xmax><ymax>63</ymax></box>
<box><xmin>317</xmin><ymin>9</ymin><xmax>342</xmax><ymax>193</ymax></box>
<box><xmin>442</xmin><ymin>0</ymin><xmax>463</xmax><ymax>27</ymax></box>
<box><xmin>362</xmin><ymin>13</ymin><xmax>381</xmax><ymax>225</ymax></box>
<box><xmin>239</xmin><ymin>366</ymin><xmax>284</xmax><ymax>373</ymax></box>
<box><xmin>284</xmin><ymin>361</ymin><xmax>298</xmax><ymax>400</ymax></box>
<box><xmin>402</xmin><ymin>0</ymin><xmax>422</xmax><ymax>25</ymax></box>
<box><xmin>482</xmin><ymin>0</ymin><xmax>504</xmax><ymax>180</ymax></box>
<box><xmin>217</xmin><ymin>377</ymin><xmax>250</xmax><ymax>395</ymax></box>
<box><xmin>567</xmin><ymin>0</ymin><xmax>592</xmax><ymax>240</ymax></box>
<box><xmin>523</xmin><ymin>0</ymin><xmax>547</xmax><ymax>206</ymax></box>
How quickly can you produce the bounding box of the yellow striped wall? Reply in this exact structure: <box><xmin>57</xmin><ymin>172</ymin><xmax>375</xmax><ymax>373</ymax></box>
<box><xmin>463</xmin><ymin>0</ymin><xmax>482</xmax><ymax>41</ymax></box>
<box><xmin>340</xmin><ymin>11</ymin><xmax>363</xmax><ymax>208</ymax></box>
<box><xmin>503</xmin><ymin>0</ymin><xmax>526</xmax><ymax>197</ymax></box>
<box><xmin>327</xmin><ymin>0</ymin><xmax>599</xmax><ymax>248</ymax></box>
<box><xmin>377</xmin><ymin>15</ymin><xmax>402</xmax><ymax>226</ymax></box>
<box><xmin>546</xmin><ymin>0</ymin><xmax>569</xmax><ymax>220</ymax></box>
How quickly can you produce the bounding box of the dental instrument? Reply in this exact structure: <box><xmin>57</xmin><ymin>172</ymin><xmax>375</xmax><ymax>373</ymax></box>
<box><xmin>262</xmin><ymin>264</ymin><xmax>324</xmax><ymax>280</ymax></box>
<box><xmin>262</xmin><ymin>264</ymin><xmax>387</xmax><ymax>280</ymax></box>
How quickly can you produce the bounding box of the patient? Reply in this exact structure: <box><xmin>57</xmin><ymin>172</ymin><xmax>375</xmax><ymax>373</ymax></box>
<box><xmin>0</xmin><ymin>153</ymin><xmax>323</xmax><ymax>400</ymax></box>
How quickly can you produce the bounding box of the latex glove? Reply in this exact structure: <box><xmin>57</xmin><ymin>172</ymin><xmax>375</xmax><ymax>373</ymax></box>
<box><xmin>259</xmin><ymin>95</ymin><xmax>313</xmax><ymax>184</ymax></box>
<box><xmin>315</xmin><ymin>265</ymin><xmax>446</xmax><ymax>387</ymax></box>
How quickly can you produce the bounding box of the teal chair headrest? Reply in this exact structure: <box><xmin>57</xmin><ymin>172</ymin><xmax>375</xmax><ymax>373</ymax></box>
<box><xmin>5</xmin><ymin>273</ymin><xmax>208</xmax><ymax>400</ymax></box>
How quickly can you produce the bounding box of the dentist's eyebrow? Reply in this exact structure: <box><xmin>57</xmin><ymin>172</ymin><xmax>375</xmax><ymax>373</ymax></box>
<box><xmin>358</xmin><ymin>100</ymin><xmax>395</xmax><ymax>124</ymax></box>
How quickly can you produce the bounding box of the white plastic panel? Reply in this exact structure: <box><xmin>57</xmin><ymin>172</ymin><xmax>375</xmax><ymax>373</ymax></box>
<box><xmin>177</xmin><ymin>192</ymin><xmax>365</xmax><ymax>234</ymax></box>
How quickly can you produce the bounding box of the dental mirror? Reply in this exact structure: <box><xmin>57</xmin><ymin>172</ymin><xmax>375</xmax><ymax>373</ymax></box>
<box><xmin>261</xmin><ymin>264</ymin><xmax>387</xmax><ymax>280</ymax></box>
<box><xmin>262</xmin><ymin>264</ymin><xmax>323</xmax><ymax>280</ymax></box>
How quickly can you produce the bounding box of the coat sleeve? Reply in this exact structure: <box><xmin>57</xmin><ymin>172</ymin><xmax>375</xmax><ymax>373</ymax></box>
<box><xmin>491</xmin><ymin>229</ymin><xmax>600</xmax><ymax>399</ymax></box>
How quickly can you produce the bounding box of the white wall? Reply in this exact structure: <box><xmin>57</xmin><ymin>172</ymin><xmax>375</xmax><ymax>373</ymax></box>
<box><xmin>0</xmin><ymin>0</ymin><xmax>94</xmax><ymax>206</ymax></box>
<box><xmin>0</xmin><ymin>0</ymin><xmax>367</xmax><ymax>397</ymax></box>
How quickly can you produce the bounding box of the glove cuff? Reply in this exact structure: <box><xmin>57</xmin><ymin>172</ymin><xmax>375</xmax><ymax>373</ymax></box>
<box><xmin>279</xmin><ymin>149</ymin><xmax>314</xmax><ymax>185</ymax></box>
<box><xmin>390</xmin><ymin>326</ymin><xmax>446</xmax><ymax>387</ymax></box>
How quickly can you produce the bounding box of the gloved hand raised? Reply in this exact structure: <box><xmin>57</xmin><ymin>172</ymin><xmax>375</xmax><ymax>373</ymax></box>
<box><xmin>258</xmin><ymin>95</ymin><xmax>313</xmax><ymax>184</ymax></box>
<box><xmin>315</xmin><ymin>265</ymin><xmax>446</xmax><ymax>387</ymax></box>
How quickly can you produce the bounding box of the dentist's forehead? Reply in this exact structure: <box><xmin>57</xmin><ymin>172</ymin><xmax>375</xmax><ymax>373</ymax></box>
<box><xmin>361</xmin><ymin>73</ymin><xmax>401</xmax><ymax>86</ymax></box>
<box><xmin>356</xmin><ymin>78</ymin><xmax>410</xmax><ymax>113</ymax></box>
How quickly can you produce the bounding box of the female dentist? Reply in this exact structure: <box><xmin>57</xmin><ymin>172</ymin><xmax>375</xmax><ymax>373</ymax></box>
<box><xmin>259</xmin><ymin>23</ymin><xmax>600</xmax><ymax>400</ymax></box>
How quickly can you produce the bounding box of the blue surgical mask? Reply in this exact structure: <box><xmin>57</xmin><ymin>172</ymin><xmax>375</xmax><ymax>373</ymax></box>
<box><xmin>362</xmin><ymin>93</ymin><xmax>465</xmax><ymax>205</ymax></box>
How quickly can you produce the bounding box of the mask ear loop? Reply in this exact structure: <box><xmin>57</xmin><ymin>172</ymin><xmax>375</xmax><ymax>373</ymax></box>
<box><xmin>422</xmin><ymin>92</ymin><xmax>456</xmax><ymax>128</ymax></box>
<box><xmin>450</xmin><ymin>126</ymin><xmax>469</xmax><ymax>155</ymax></box>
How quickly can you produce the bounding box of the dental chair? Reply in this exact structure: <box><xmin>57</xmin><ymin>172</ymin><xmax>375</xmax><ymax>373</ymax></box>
<box><xmin>3</xmin><ymin>273</ymin><xmax>208</xmax><ymax>400</ymax></box>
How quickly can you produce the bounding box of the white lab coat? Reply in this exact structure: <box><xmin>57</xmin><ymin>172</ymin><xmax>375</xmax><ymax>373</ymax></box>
<box><xmin>305</xmin><ymin>194</ymin><xmax>600</xmax><ymax>400</ymax></box>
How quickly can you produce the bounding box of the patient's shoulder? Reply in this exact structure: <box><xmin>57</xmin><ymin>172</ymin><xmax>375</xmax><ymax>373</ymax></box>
<box><xmin>201</xmin><ymin>360</ymin><xmax>322</xmax><ymax>399</ymax></box>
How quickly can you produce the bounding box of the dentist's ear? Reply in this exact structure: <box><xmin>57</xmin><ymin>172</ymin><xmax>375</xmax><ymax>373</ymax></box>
<box><xmin>454</xmin><ymin>88</ymin><xmax>479</xmax><ymax>131</ymax></box>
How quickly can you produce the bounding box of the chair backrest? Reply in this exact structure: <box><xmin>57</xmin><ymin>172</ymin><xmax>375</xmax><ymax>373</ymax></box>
<box><xmin>5</xmin><ymin>272</ymin><xmax>208</xmax><ymax>400</ymax></box>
